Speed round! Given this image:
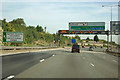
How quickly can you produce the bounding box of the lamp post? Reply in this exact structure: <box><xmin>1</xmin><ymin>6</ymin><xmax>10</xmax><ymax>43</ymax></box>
<box><xmin>102</xmin><ymin>5</ymin><xmax>119</xmax><ymax>51</ymax></box>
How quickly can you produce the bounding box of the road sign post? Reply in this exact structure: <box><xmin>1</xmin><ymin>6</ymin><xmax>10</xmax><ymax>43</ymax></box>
<box><xmin>110</xmin><ymin>21</ymin><xmax>120</xmax><ymax>51</ymax></box>
<box><xmin>58</xmin><ymin>34</ymin><xmax>60</xmax><ymax>47</ymax></box>
<box><xmin>107</xmin><ymin>30</ymin><xmax>109</xmax><ymax>51</ymax></box>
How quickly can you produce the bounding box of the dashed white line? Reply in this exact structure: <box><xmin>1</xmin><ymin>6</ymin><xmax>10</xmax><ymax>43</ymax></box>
<box><xmin>90</xmin><ymin>63</ymin><xmax>95</xmax><ymax>67</ymax></box>
<box><xmin>40</xmin><ymin>59</ymin><xmax>45</xmax><ymax>62</ymax></box>
<box><xmin>83</xmin><ymin>57</ymin><xmax>85</xmax><ymax>59</ymax></box>
<box><xmin>103</xmin><ymin>56</ymin><xmax>106</xmax><ymax>59</ymax></box>
<box><xmin>6</xmin><ymin>75</ymin><xmax>15</xmax><ymax>79</ymax></box>
<box><xmin>113</xmin><ymin>60</ymin><xmax>117</xmax><ymax>62</ymax></box>
<box><xmin>52</xmin><ymin>55</ymin><xmax>55</xmax><ymax>56</ymax></box>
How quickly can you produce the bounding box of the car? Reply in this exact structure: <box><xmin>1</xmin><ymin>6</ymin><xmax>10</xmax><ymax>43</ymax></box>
<box><xmin>91</xmin><ymin>46</ymin><xmax>95</xmax><ymax>49</ymax></box>
<box><xmin>82</xmin><ymin>46</ymin><xmax>85</xmax><ymax>48</ymax></box>
<box><xmin>89</xmin><ymin>46</ymin><xmax>94</xmax><ymax>51</ymax></box>
<box><xmin>71</xmin><ymin>44</ymin><xmax>80</xmax><ymax>53</ymax></box>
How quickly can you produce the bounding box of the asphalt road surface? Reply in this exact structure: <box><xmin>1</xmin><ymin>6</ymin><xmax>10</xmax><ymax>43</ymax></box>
<box><xmin>2</xmin><ymin>47</ymin><xmax>119</xmax><ymax>79</ymax></box>
<box><xmin>16</xmin><ymin>48</ymin><xmax>118</xmax><ymax>78</ymax></box>
<box><xmin>2</xmin><ymin>51</ymin><xmax>53</xmax><ymax>79</ymax></box>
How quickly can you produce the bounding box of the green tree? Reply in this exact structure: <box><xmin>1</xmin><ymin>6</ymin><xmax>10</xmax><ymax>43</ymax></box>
<box><xmin>94</xmin><ymin>35</ymin><xmax>99</xmax><ymax>42</ymax></box>
<box><xmin>60</xmin><ymin>35</ymin><xmax>66</xmax><ymax>45</ymax></box>
<box><xmin>9</xmin><ymin>18</ymin><xmax>26</xmax><ymax>32</ymax></box>
<box><xmin>6</xmin><ymin>23</ymin><xmax>16</xmax><ymax>31</ymax></box>
<box><xmin>10</xmin><ymin>18</ymin><xmax>26</xmax><ymax>25</ymax></box>
<box><xmin>25</xmin><ymin>29</ymin><xmax>33</xmax><ymax>44</ymax></box>
<box><xmin>112</xmin><ymin>41</ymin><xmax>116</xmax><ymax>45</ymax></box>
<box><xmin>86</xmin><ymin>37</ymin><xmax>90</xmax><ymax>43</ymax></box>
<box><xmin>44</xmin><ymin>33</ymin><xmax>54</xmax><ymax>43</ymax></box>
<box><xmin>53</xmin><ymin>33</ymin><xmax>59</xmax><ymax>43</ymax></box>
<box><xmin>2</xmin><ymin>19</ymin><xmax>8</xmax><ymax>31</ymax></box>
<box><xmin>103</xmin><ymin>40</ymin><xmax>107</xmax><ymax>43</ymax></box>
<box><xmin>75</xmin><ymin>35</ymin><xmax>80</xmax><ymax>40</ymax></box>
<box><xmin>25</xmin><ymin>26</ymin><xmax>39</xmax><ymax>44</ymax></box>
<box><xmin>36</xmin><ymin>25</ymin><xmax>43</xmax><ymax>32</ymax></box>
<box><xmin>86</xmin><ymin>37</ymin><xmax>90</xmax><ymax>41</ymax></box>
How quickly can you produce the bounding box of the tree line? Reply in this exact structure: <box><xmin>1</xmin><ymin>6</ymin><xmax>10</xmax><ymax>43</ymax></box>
<box><xmin>1</xmin><ymin>18</ymin><xmax>118</xmax><ymax>47</ymax></box>
<box><xmin>1</xmin><ymin>18</ymin><xmax>71</xmax><ymax>46</ymax></box>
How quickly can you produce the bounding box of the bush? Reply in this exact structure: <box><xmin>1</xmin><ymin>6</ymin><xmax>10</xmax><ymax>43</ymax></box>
<box><xmin>88</xmin><ymin>44</ymin><xmax>91</xmax><ymax>46</ymax></box>
<box><xmin>103</xmin><ymin>44</ymin><xmax>107</xmax><ymax>47</ymax></box>
<box><xmin>67</xmin><ymin>43</ymin><xmax>72</xmax><ymax>46</ymax></box>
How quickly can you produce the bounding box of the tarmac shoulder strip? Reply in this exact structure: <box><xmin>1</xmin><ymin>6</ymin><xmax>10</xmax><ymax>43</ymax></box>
<box><xmin>1</xmin><ymin>48</ymin><xmax>63</xmax><ymax>56</ymax></box>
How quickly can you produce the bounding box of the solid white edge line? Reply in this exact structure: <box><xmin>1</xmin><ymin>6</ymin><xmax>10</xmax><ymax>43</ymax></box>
<box><xmin>90</xmin><ymin>63</ymin><xmax>95</xmax><ymax>67</ymax></box>
<box><xmin>40</xmin><ymin>59</ymin><xmax>45</xmax><ymax>62</ymax></box>
<box><xmin>7</xmin><ymin>75</ymin><xmax>15</xmax><ymax>79</ymax></box>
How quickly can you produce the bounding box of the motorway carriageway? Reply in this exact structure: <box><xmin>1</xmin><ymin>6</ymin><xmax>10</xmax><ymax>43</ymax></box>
<box><xmin>1</xmin><ymin>47</ymin><xmax>119</xmax><ymax>79</ymax></box>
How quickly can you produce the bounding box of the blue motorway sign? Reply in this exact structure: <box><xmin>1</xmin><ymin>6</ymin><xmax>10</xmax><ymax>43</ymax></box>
<box><xmin>72</xmin><ymin>39</ymin><xmax>76</xmax><ymax>43</ymax></box>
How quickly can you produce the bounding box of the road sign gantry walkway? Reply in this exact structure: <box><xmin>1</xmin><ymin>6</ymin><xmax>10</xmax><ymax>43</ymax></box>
<box><xmin>58</xmin><ymin>30</ymin><xmax>109</xmax><ymax>35</ymax></box>
<box><xmin>58</xmin><ymin>30</ymin><xmax>120</xmax><ymax>35</ymax></box>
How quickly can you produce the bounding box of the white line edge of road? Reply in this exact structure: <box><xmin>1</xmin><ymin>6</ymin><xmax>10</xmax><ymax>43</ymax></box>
<box><xmin>40</xmin><ymin>59</ymin><xmax>45</xmax><ymax>62</ymax></box>
<box><xmin>90</xmin><ymin>63</ymin><xmax>95</xmax><ymax>67</ymax></box>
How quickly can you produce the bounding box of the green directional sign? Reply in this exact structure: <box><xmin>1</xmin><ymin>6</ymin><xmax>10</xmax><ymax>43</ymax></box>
<box><xmin>69</xmin><ymin>22</ymin><xmax>105</xmax><ymax>31</ymax></box>
<box><xmin>71</xmin><ymin>26</ymin><xmax>105</xmax><ymax>30</ymax></box>
<box><xmin>3</xmin><ymin>32</ymin><xmax>24</xmax><ymax>42</ymax></box>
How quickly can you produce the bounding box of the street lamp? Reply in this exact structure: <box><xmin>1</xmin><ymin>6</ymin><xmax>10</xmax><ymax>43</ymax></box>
<box><xmin>102</xmin><ymin>4</ymin><xmax>119</xmax><ymax>51</ymax></box>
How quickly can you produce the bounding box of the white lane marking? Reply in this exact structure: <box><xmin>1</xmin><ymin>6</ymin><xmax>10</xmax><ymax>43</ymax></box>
<box><xmin>83</xmin><ymin>57</ymin><xmax>85</xmax><ymax>59</ymax></box>
<box><xmin>40</xmin><ymin>59</ymin><xmax>45</xmax><ymax>62</ymax></box>
<box><xmin>90</xmin><ymin>63</ymin><xmax>95</xmax><ymax>67</ymax></box>
<box><xmin>7</xmin><ymin>75</ymin><xmax>15</xmax><ymax>79</ymax></box>
<box><xmin>52</xmin><ymin>55</ymin><xmax>55</xmax><ymax>56</ymax></box>
<box><xmin>103</xmin><ymin>56</ymin><xmax>106</xmax><ymax>59</ymax></box>
<box><xmin>113</xmin><ymin>60</ymin><xmax>117</xmax><ymax>62</ymax></box>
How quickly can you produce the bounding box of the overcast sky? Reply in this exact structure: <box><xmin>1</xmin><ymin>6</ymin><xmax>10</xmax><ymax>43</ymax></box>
<box><xmin>0</xmin><ymin>0</ymin><xmax>119</xmax><ymax>44</ymax></box>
